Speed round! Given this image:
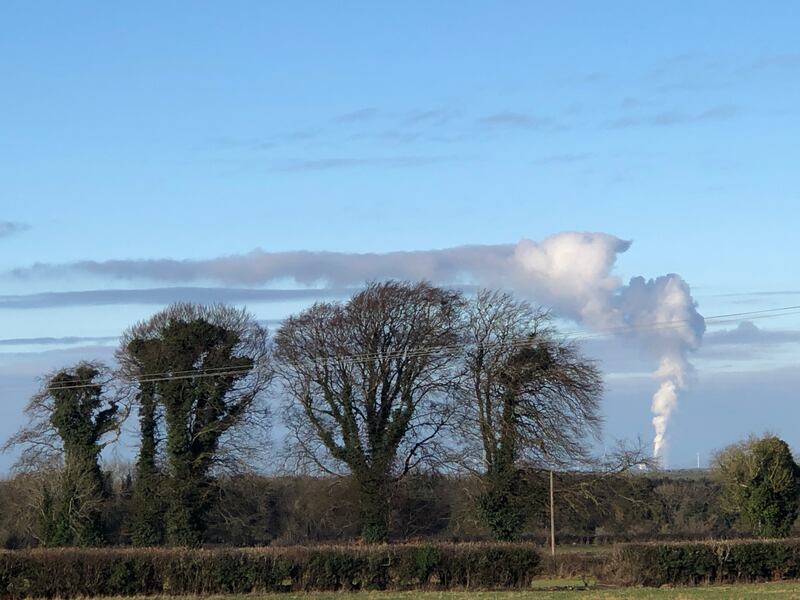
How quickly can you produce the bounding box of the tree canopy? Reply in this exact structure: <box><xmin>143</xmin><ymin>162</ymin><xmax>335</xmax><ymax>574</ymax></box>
<box><xmin>2</xmin><ymin>362</ymin><xmax>122</xmax><ymax>546</ymax></box>
<box><xmin>275</xmin><ymin>281</ymin><xmax>464</xmax><ymax>542</ymax></box>
<box><xmin>117</xmin><ymin>303</ymin><xmax>273</xmax><ymax>545</ymax></box>
<box><xmin>459</xmin><ymin>290</ymin><xmax>604</xmax><ymax>539</ymax></box>
<box><xmin>712</xmin><ymin>434</ymin><xmax>800</xmax><ymax>538</ymax></box>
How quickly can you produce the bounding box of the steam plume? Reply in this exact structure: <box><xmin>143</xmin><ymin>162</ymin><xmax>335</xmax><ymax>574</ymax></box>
<box><xmin>651</xmin><ymin>355</ymin><xmax>690</xmax><ymax>458</ymax></box>
<box><xmin>14</xmin><ymin>231</ymin><xmax>705</xmax><ymax>458</ymax></box>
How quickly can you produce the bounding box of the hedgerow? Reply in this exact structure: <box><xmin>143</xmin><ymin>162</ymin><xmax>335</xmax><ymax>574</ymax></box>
<box><xmin>613</xmin><ymin>539</ymin><xmax>800</xmax><ymax>586</ymax></box>
<box><xmin>0</xmin><ymin>542</ymin><xmax>540</xmax><ymax>598</ymax></box>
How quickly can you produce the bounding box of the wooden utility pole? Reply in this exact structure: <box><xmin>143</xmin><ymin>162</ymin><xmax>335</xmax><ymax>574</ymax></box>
<box><xmin>549</xmin><ymin>469</ymin><xmax>555</xmax><ymax>556</ymax></box>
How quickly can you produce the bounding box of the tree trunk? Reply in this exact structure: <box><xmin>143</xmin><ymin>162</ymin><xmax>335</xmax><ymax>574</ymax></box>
<box><xmin>131</xmin><ymin>387</ymin><xmax>164</xmax><ymax>546</ymax></box>
<box><xmin>357</xmin><ymin>473</ymin><xmax>391</xmax><ymax>543</ymax></box>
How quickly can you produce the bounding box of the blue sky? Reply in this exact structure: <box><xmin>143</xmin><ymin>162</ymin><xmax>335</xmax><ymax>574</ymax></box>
<box><xmin>1</xmin><ymin>1</ymin><xmax>799</xmax><ymax>472</ymax></box>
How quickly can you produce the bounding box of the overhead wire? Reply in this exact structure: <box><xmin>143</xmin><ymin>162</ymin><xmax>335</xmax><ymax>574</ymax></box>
<box><xmin>21</xmin><ymin>303</ymin><xmax>800</xmax><ymax>393</ymax></box>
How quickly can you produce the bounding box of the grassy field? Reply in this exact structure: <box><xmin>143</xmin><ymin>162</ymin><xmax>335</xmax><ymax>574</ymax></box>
<box><xmin>78</xmin><ymin>582</ymin><xmax>800</xmax><ymax>600</ymax></box>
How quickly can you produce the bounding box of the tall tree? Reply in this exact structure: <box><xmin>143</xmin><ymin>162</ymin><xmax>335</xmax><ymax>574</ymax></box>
<box><xmin>712</xmin><ymin>435</ymin><xmax>800</xmax><ymax>538</ymax></box>
<box><xmin>118</xmin><ymin>303</ymin><xmax>273</xmax><ymax>546</ymax></box>
<box><xmin>118</xmin><ymin>338</ymin><xmax>165</xmax><ymax>546</ymax></box>
<box><xmin>2</xmin><ymin>362</ymin><xmax>120</xmax><ymax>546</ymax></box>
<box><xmin>460</xmin><ymin>290</ymin><xmax>603</xmax><ymax>540</ymax></box>
<box><xmin>275</xmin><ymin>281</ymin><xmax>464</xmax><ymax>542</ymax></box>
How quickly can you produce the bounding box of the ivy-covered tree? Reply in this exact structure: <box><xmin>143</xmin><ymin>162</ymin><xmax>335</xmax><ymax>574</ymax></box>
<box><xmin>459</xmin><ymin>290</ymin><xmax>603</xmax><ymax>540</ymax></box>
<box><xmin>275</xmin><ymin>281</ymin><xmax>464</xmax><ymax>542</ymax></box>
<box><xmin>118</xmin><ymin>303</ymin><xmax>273</xmax><ymax>546</ymax></box>
<box><xmin>2</xmin><ymin>362</ymin><xmax>120</xmax><ymax>546</ymax></box>
<box><xmin>118</xmin><ymin>337</ymin><xmax>165</xmax><ymax>546</ymax></box>
<box><xmin>713</xmin><ymin>435</ymin><xmax>800</xmax><ymax>538</ymax></box>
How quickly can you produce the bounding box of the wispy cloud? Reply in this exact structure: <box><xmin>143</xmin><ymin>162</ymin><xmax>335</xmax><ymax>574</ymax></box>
<box><xmin>477</xmin><ymin>111</ymin><xmax>564</xmax><ymax>131</ymax></box>
<box><xmin>532</xmin><ymin>153</ymin><xmax>590</xmax><ymax>166</ymax></box>
<box><xmin>574</xmin><ymin>320</ymin><xmax>800</xmax><ymax>374</ymax></box>
<box><xmin>270</xmin><ymin>155</ymin><xmax>455</xmax><ymax>172</ymax></box>
<box><xmin>0</xmin><ymin>345</ymin><xmax>117</xmax><ymax>378</ymax></box>
<box><xmin>654</xmin><ymin>105</ymin><xmax>742</xmax><ymax>125</ymax></box>
<box><xmin>750</xmin><ymin>53</ymin><xmax>800</xmax><ymax>72</ymax></box>
<box><xmin>335</xmin><ymin>108</ymin><xmax>378</xmax><ymax>123</ymax></box>
<box><xmin>654</xmin><ymin>80</ymin><xmax>736</xmax><ymax>94</ymax></box>
<box><xmin>10</xmin><ymin>244</ymin><xmax>518</xmax><ymax>287</ymax></box>
<box><xmin>704</xmin><ymin>321</ymin><xmax>800</xmax><ymax>346</ymax></box>
<box><xmin>582</xmin><ymin>72</ymin><xmax>609</xmax><ymax>83</ymax></box>
<box><xmin>282</xmin><ymin>129</ymin><xmax>322</xmax><ymax>142</ymax></box>
<box><xmin>0</xmin><ymin>222</ymin><xmax>30</xmax><ymax>239</ymax></box>
<box><xmin>0</xmin><ymin>287</ymin><xmax>355</xmax><ymax>309</ymax></box>
<box><xmin>0</xmin><ymin>335</ymin><xmax>118</xmax><ymax>347</ymax></box>
<box><xmin>606</xmin><ymin>105</ymin><xmax>742</xmax><ymax>129</ymax></box>
<box><xmin>641</xmin><ymin>53</ymin><xmax>737</xmax><ymax>93</ymax></box>
<box><xmin>620</xmin><ymin>97</ymin><xmax>647</xmax><ymax>110</ymax></box>
<box><xmin>716</xmin><ymin>291</ymin><xmax>800</xmax><ymax>298</ymax></box>
<box><xmin>212</xmin><ymin>105</ymin><xmax>570</xmax><ymax>157</ymax></box>
<box><xmin>645</xmin><ymin>53</ymin><xmax>698</xmax><ymax>80</ymax></box>
<box><xmin>209</xmin><ymin>128</ymin><xmax>323</xmax><ymax>151</ymax></box>
<box><xmin>404</xmin><ymin>109</ymin><xmax>456</xmax><ymax>125</ymax></box>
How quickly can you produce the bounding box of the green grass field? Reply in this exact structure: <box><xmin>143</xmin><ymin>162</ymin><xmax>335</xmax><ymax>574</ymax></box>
<box><xmin>82</xmin><ymin>582</ymin><xmax>800</xmax><ymax>600</ymax></box>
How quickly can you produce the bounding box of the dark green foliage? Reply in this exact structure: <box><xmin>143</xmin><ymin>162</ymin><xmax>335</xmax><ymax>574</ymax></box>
<box><xmin>713</xmin><ymin>435</ymin><xmax>800</xmax><ymax>538</ymax></box>
<box><xmin>462</xmin><ymin>292</ymin><xmax>603</xmax><ymax>542</ymax></box>
<box><xmin>37</xmin><ymin>467</ymin><xmax>110</xmax><ymax>547</ymax></box>
<box><xmin>0</xmin><ymin>543</ymin><xmax>541</xmax><ymax>598</ymax></box>
<box><xmin>0</xmin><ymin>470</ymin><xmax>751</xmax><ymax>548</ymax></box>
<box><xmin>392</xmin><ymin>473</ymin><xmax>453</xmax><ymax>539</ymax></box>
<box><xmin>613</xmin><ymin>539</ymin><xmax>800</xmax><ymax>586</ymax></box>
<box><xmin>128</xmin><ymin>381</ymin><xmax>164</xmax><ymax>546</ymax></box>
<box><xmin>476</xmin><ymin>347</ymin><xmax>532</xmax><ymax>541</ymax></box>
<box><xmin>118</xmin><ymin>304</ymin><xmax>272</xmax><ymax>547</ymax></box>
<box><xmin>205</xmin><ymin>474</ymin><xmax>282</xmax><ymax>545</ymax></box>
<box><xmin>158</xmin><ymin>318</ymin><xmax>254</xmax><ymax>545</ymax></box>
<box><xmin>123</xmin><ymin>331</ymin><xmax>165</xmax><ymax>546</ymax></box>
<box><xmin>358</xmin><ymin>476</ymin><xmax>392</xmax><ymax>544</ymax></box>
<box><xmin>0</xmin><ymin>469</ymin><xmax>752</xmax><ymax>548</ymax></box>
<box><xmin>478</xmin><ymin>468</ymin><xmax>528</xmax><ymax>541</ymax></box>
<box><xmin>36</xmin><ymin>365</ymin><xmax>118</xmax><ymax>546</ymax></box>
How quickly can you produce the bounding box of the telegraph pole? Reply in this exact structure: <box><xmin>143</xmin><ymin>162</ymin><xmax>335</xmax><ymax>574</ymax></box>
<box><xmin>549</xmin><ymin>469</ymin><xmax>555</xmax><ymax>557</ymax></box>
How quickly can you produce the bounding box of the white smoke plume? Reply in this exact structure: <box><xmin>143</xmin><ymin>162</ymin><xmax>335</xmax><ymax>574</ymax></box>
<box><xmin>507</xmin><ymin>235</ymin><xmax>705</xmax><ymax>462</ymax></box>
<box><xmin>651</xmin><ymin>356</ymin><xmax>689</xmax><ymax>459</ymax></box>
<box><xmin>614</xmin><ymin>275</ymin><xmax>704</xmax><ymax>460</ymax></box>
<box><xmin>14</xmin><ymin>231</ymin><xmax>705</xmax><ymax>457</ymax></box>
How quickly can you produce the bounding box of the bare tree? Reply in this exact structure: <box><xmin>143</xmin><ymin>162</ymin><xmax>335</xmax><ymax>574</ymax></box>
<box><xmin>116</xmin><ymin>303</ymin><xmax>273</xmax><ymax>546</ymax></box>
<box><xmin>274</xmin><ymin>281</ymin><xmax>464</xmax><ymax>542</ymax></box>
<box><xmin>544</xmin><ymin>438</ymin><xmax>656</xmax><ymax>530</ymax></box>
<box><xmin>459</xmin><ymin>290</ymin><xmax>603</xmax><ymax>539</ymax></box>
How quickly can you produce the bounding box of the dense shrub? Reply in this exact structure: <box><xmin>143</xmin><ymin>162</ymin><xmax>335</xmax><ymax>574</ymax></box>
<box><xmin>0</xmin><ymin>470</ymin><xmax>751</xmax><ymax>548</ymax></box>
<box><xmin>539</xmin><ymin>551</ymin><xmax>611</xmax><ymax>581</ymax></box>
<box><xmin>613</xmin><ymin>539</ymin><xmax>800</xmax><ymax>586</ymax></box>
<box><xmin>713</xmin><ymin>436</ymin><xmax>800</xmax><ymax>538</ymax></box>
<box><xmin>0</xmin><ymin>543</ymin><xmax>540</xmax><ymax>598</ymax></box>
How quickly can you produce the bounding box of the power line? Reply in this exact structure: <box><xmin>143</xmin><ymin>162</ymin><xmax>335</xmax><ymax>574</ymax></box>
<box><xmin>40</xmin><ymin>304</ymin><xmax>800</xmax><ymax>386</ymax></box>
<box><xmin>44</xmin><ymin>367</ymin><xmax>259</xmax><ymax>393</ymax></box>
<box><xmin>17</xmin><ymin>303</ymin><xmax>800</xmax><ymax>394</ymax></box>
<box><xmin>19</xmin><ymin>303</ymin><xmax>800</xmax><ymax>388</ymax></box>
<box><xmin>30</xmin><ymin>305</ymin><xmax>800</xmax><ymax>390</ymax></box>
<box><xmin>688</xmin><ymin>304</ymin><xmax>800</xmax><ymax>321</ymax></box>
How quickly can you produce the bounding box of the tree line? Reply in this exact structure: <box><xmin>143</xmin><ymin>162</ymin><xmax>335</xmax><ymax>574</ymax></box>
<box><xmin>2</xmin><ymin>465</ymin><xmax>798</xmax><ymax>550</ymax></box>
<box><xmin>3</xmin><ymin>281</ymin><xmax>798</xmax><ymax>547</ymax></box>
